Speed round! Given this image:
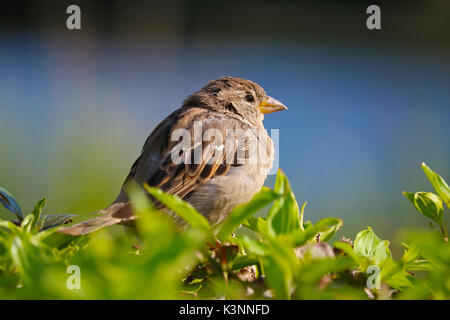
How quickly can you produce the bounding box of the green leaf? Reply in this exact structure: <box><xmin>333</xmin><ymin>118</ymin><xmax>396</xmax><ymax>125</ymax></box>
<box><xmin>299</xmin><ymin>201</ymin><xmax>306</xmax><ymax>230</ymax></box>
<box><xmin>271</xmin><ymin>189</ymin><xmax>300</xmax><ymax>235</ymax></box>
<box><xmin>42</xmin><ymin>229</ymin><xmax>85</xmax><ymax>249</ymax></box>
<box><xmin>238</xmin><ymin>236</ymin><xmax>268</xmax><ymax>256</ymax></box>
<box><xmin>403</xmin><ymin>191</ymin><xmax>443</xmax><ymax>226</ymax></box>
<box><xmin>30</xmin><ymin>198</ymin><xmax>46</xmax><ymax>231</ymax></box>
<box><xmin>298</xmin><ymin>257</ymin><xmax>354</xmax><ymax>285</ymax></box>
<box><xmin>264</xmin><ymin>255</ymin><xmax>291</xmax><ymax>299</ymax></box>
<box><xmin>401</xmin><ymin>242</ymin><xmax>419</xmax><ymax>263</ymax></box>
<box><xmin>287</xmin><ymin>218</ymin><xmax>343</xmax><ymax>247</ymax></box>
<box><xmin>381</xmin><ymin>259</ymin><xmax>414</xmax><ymax>289</ymax></box>
<box><xmin>266</xmin><ymin>169</ymin><xmax>288</xmax><ymax>220</ymax></box>
<box><xmin>242</xmin><ymin>216</ymin><xmax>269</xmax><ymax>236</ymax></box>
<box><xmin>10</xmin><ymin>236</ymin><xmax>30</xmax><ymax>281</ymax></box>
<box><xmin>39</xmin><ymin>214</ymin><xmax>76</xmax><ymax>230</ymax></box>
<box><xmin>396</xmin><ymin>277</ymin><xmax>433</xmax><ymax>300</ymax></box>
<box><xmin>144</xmin><ymin>184</ymin><xmax>211</xmax><ymax>231</ymax></box>
<box><xmin>231</xmin><ymin>255</ymin><xmax>259</xmax><ymax>270</ymax></box>
<box><xmin>353</xmin><ymin>227</ymin><xmax>391</xmax><ymax>270</ymax></box>
<box><xmin>216</xmin><ymin>188</ymin><xmax>279</xmax><ymax>240</ymax></box>
<box><xmin>400</xmin><ymin>243</ymin><xmax>433</xmax><ymax>272</ymax></box>
<box><xmin>0</xmin><ymin>186</ymin><xmax>23</xmax><ymax>220</ymax></box>
<box><xmin>267</xmin><ymin>170</ymin><xmax>301</xmax><ymax>235</ymax></box>
<box><xmin>262</xmin><ymin>238</ymin><xmax>299</xmax><ymax>299</ymax></box>
<box><xmin>422</xmin><ymin>162</ymin><xmax>450</xmax><ymax>208</ymax></box>
<box><xmin>8</xmin><ymin>230</ymin><xmax>55</xmax><ymax>285</ymax></box>
<box><xmin>404</xmin><ymin>259</ymin><xmax>433</xmax><ymax>272</ymax></box>
<box><xmin>334</xmin><ymin>241</ymin><xmax>362</xmax><ymax>266</ymax></box>
<box><xmin>403</xmin><ymin>191</ymin><xmax>415</xmax><ymax>204</ymax></box>
<box><xmin>319</xmin><ymin>218</ymin><xmax>344</xmax><ymax>242</ymax></box>
<box><xmin>20</xmin><ymin>215</ymin><xmax>34</xmax><ymax>233</ymax></box>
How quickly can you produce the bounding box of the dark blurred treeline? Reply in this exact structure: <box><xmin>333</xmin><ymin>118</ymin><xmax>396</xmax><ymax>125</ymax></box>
<box><xmin>1</xmin><ymin>0</ymin><xmax>449</xmax><ymax>54</ymax></box>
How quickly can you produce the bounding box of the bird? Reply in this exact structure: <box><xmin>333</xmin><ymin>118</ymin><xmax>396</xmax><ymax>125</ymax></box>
<box><xmin>59</xmin><ymin>76</ymin><xmax>287</xmax><ymax>235</ymax></box>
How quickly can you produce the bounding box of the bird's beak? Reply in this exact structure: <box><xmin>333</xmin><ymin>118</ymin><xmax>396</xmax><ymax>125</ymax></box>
<box><xmin>259</xmin><ymin>96</ymin><xmax>288</xmax><ymax>114</ymax></box>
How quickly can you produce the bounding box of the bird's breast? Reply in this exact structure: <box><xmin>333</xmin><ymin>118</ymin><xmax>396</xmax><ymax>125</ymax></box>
<box><xmin>185</xmin><ymin>131</ymin><xmax>274</xmax><ymax>225</ymax></box>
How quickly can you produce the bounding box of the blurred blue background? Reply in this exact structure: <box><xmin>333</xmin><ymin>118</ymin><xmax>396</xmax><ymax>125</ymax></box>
<box><xmin>1</xmin><ymin>0</ymin><xmax>449</xmax><ymax>246</ymax></box>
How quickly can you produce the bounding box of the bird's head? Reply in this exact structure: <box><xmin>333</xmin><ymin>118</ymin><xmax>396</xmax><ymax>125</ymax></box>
<box><xmin>183</xmin><ymin>76</ymin><xmax>287</xmax><ymax>127</ymax></box>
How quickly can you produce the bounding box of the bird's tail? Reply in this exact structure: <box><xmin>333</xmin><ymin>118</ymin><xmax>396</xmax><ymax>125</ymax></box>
<box><xmin>58</xmin><ymin>202</ymin><xmax>134</xmax><ymax>236</ymax></box>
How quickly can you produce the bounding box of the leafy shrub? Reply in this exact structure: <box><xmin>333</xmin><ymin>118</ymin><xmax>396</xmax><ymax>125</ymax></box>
<box><xmin>0</xmin><ymin>163</ymin><xmax>448</xmax><ymax>299</ymax></box>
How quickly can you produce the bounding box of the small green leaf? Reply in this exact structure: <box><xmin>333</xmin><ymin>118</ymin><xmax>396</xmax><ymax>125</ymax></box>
<box><xmin>422</xmin><ymin>162</ymin><xmax>450</xmax><ymax>208</ymax></box>
<box><xmin>403</xmin><ymin>191</ymin><xmax>443</xmax><ymax>226</ymax></box>
<box><xmin>10</xmin><ymin>236</ymin><xmax>30</xmax><ymax>281</ymax></box>
<box><xmin>266</xmin><ymin>170</ymin><xmax>288</xmax><ymax>234</ymax></box>
<box><xmin>42</xmin><ymin>229</ymin><xmax>85</xmax><ymax>249</ymax></box>
<box><xmin>381</xmin><ymin>259</ymin><xmax>414</xmax><ymax>289</ymax></box>
<box><xmin>30</xmin><ymin>198</ymin><xmax>46</xmax><ymax>231</ymax></box>
<box><xmin>262</xmin><ymin>238</ymin><xmax>299</xmax><ymax>299</ymax></box>
<box><xmin>401</xmin><ymin>242</ymin><xmax>419</xmax><ymax>263</ymax></box>
<box><xmin>400</xmin><ymin>243</ymin><xmax>433</xmax><ymax>271</ymax></box>
<box><xmin>267</xmin><ymin>170</ymin><xmax>300</xmax><ymax>235</ymax></box>
<box><xmin>403</xmin><ymin>191</ymin><xmax>415</xmax><ymax>204</ymax></box>
<box><xmin>273</xmin><ymin>168</ymin><xmax>288</xmax><ymax>195</ymax></box>
<box><xmin>216</xmin><ymin>188</ymin><xmax>279</xmax><ymax>240</ymax></box>
<box><xmin>319</xmin><ymin>218</ymin><xmax>344</xmax><ymax>242</ymax></box>
<box><xmin>20</xmin><ymin>214</ymin><xmax>34</xmax><ymax>232</ymax></box>
<box><xmin>243</xmin><ymin>216</ymin><xmax>269</xmax><ymax>236</ymax></box>
<box><xmin>144</xmin><ymin>184</ymin><xmax>211</xmax><ymax>231</ymax></box>
<box><xmin>264</xmin><ymin>255</ymin><xmax>292</xmax><ymax>299</ymax></box>
<box><xmin>271</xmin><ymin>190</ymin><xmax>300</xmax><ymax>235</ymax></box>
<box><xmin>287</xmin><ymin>218</ymin><xmax>343</xmax><ymax>247</ymax></box>
<box><xmin>238</xmin><ymin>236</ymin><xmax>268</xmax><ymax>256</ymax></box>
<box><xmin>353</xmin><ymin>227</ymin><xmax>391</xmax><ymax>270</ymax></box>
<box><xmin>299</xmin><ymin>201</ymin><xmax>306</xmax><ymax>230</ymax></box>
<box><xmin>39</xmin><ymin>214</ymin><xmax>76</xmax><ymax>230</ymax></box>
<box><xmin>298</xmin><ymin>257</ymin><xmax>354</xmax><ymax>285</ymax></box>
<box><xmin>0</xmin><ymin>186</ymin><xmax>23</xmax><ymax>220</ymax></box>
<box><xmin>334</xmin><ymin>241</ymin><xmax>362</xmax><ymax>265</ymax></box>
<box><xmin>231</xmin><ymin>255</ymin><xmax>259</xmax><ymax>270</ymax></box>
<box><xmin>404</xmin><ymin>259</ymin><xmax>433</xmax><ymax>272</ymax></box>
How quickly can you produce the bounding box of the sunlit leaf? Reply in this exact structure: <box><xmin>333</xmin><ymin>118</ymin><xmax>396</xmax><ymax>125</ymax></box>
<box><xmin>231</xmin><ymin>256</ymin><xmax>259</xmax><ymax>272</ymax></box>
<box><xmin>286</xmin><ymin>217</ymin><xmax>343</xmax><ymax>247</ymax></box>
<box><xmin>264</xmin><ymin>255</ymin><xmax>291</xmax><ymax>299</ymax></box>
<box><xmin>144</xmin><ymin>184</ymin><xmax>211</xmax><ymax>231</ymax></box>
<box><xmin>30</xmin><ymin>198</ymin><xmax>46</xmax><ymax>231</ymax></box>
<box><xmin>297</xmin><ymin>257</ymin><xmax>354</xmax><ymax>285</ymax></box>
<box><xmin>40</xmin><ymin>214</ymin><xmax>76</xmax><ymax>230</ymax></box>
<box><xmin>243</xmin><ymin>216</ymin><xmax>269</xmax><ymax>236</ymax></box>
<box><xmin>319</xmin><ymin>218</ymin><xmax>344</xmax><ymax>242</ymax></box>
<box><xmin>267</xmin><ymin>170</ymin><xmax>301</xmax><ymax>235</ymax></box>
<box><xmin>238</xmin><ymin>236</ymin><xmax>268</xmax><ymax>256</ymax></box>
<box><xmin>271</xmin><ymin>190</ymin><xmax>300</xmax><ymax>235</ymax></box>
<box><xmin>216</xmin><ymin>188</ymin><xmax>279</xmax><ymax>240</ymax></box>
<box><xmin>422</xmin><ymin>162</ymin><xmax>450</xmax><ymax>208</ymax></box>
<box><xmin>353</xmin><ymin>227</ymin><xmax>391</xmax><ymax>270</ymax></box>
<box><xmin>334</xmin><ymin>241</ymin><xmax>362</xmax><ymax>266</ymax></box>
<box><xmin>262</xmin><ymin>238</ymin><xmax>299</xmax><ymax>299</ymax></box>
<box><xmin>403</xmin><ymin>191</ymin><xmax>443</xmax><ymax>226</ymax></box>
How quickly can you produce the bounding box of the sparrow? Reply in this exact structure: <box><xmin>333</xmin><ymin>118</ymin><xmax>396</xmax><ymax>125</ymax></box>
<box><xmin>59</xmin><ymin>76</ymin><xmax>287</xmax><ymax>235</ymax></box>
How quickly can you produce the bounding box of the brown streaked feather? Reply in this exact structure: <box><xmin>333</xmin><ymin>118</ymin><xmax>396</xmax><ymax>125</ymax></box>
<box><xmin>58</xmin><ymin>202</ymin><xmax>133</xmax><ymax>236</ymax></box>
<box><xmin>215</xmin><ymin>163</ymin><xmax>231</xmax><ymax>176</ymax></box>
<box><xmin>146</xmin><ymin>111</ymin><xmax>244</xmax><ymax>203</ymax></box>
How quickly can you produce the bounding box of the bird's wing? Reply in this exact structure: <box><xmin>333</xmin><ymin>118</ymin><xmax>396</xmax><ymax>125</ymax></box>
<box><xmin>123</xmin><ymin>107</ymin><xmax>244</xmax><ymax>203</ymax></box>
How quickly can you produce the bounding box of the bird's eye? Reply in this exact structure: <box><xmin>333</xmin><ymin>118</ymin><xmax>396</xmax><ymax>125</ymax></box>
<box><xmin>245</xmin><ymin>94</ymin><xmax>255</xmax><ymax>102</ymax></box>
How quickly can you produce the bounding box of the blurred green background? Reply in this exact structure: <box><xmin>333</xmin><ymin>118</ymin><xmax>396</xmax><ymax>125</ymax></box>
<box><xmin>1</xmin><ymin>0</ymin><xmax>449</xmax><ymax>247</ymax></box>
